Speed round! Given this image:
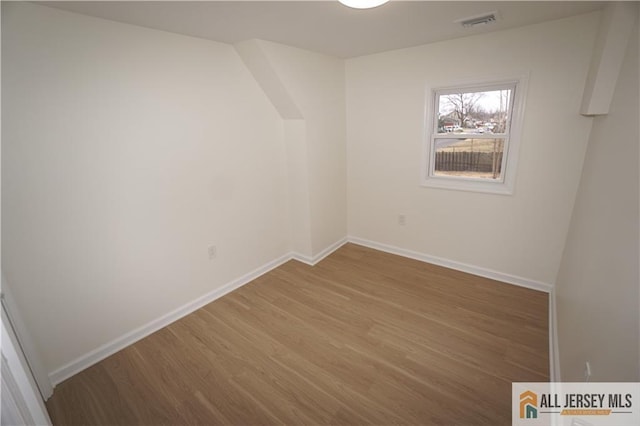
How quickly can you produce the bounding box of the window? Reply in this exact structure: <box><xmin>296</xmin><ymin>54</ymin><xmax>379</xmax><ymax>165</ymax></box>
<box><xmin>422</xmin><ymin>76</ymin><xmax>527</xmax><ymax>194</ymax></box>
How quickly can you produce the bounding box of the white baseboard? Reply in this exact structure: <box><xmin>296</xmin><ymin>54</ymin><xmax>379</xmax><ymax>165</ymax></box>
<box><xmin>291</xmin><ymin>237</ymin><xmax>348</xmax><ymax>266</ymax></box>
<box><xmin>49</xmin><ymin>252</ymin><xmax>293</xmax><ymax>386</ymax></box>
<box><xmin>348</xmin><ymin>236</ymin><xmax>553</xmax><ymax>293</ymax></box>
<box><xmin>48</xmin><ymin>237</ymin><xmax>350</xmax><ymax>387</ymax></box>
<box><xmin>549</xmin><ymin>288</ymin><xmax>561</xmax><ymax>381</ymax></box>
<box><xmin>348</xmin><ymin>236</ymin><xmax>558</xmax><ymax>380</ymax></box>
<box><xmin>49</xmin><ymin>236</ymin><xmax>554</xmax><ymax>387</ymax></box>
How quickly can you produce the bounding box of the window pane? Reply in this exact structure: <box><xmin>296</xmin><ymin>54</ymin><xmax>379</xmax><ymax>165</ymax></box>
<box><xmin>436</xmin><ymin>88</ymin><xmax>512</xmax><ymax>135</ymax></box>
<box><xmin>433</xmin><ymin>138</ymin><xmax>505</xmax><ymax>179</ymax></box>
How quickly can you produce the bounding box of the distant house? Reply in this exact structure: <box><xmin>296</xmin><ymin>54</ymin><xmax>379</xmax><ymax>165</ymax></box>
<box><xmin>440</xmin><ymin>114</ymin><xmax>460</xmax><ymax>132</ymax></box>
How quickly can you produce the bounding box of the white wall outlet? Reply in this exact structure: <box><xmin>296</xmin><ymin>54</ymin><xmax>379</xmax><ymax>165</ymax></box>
<box><xmin>208</xmin><ymin>245</ymin><xmax>217</xmax><ymax>260</ymax></box>
<box><xmin>398</xmin><ymin>214</ymin><xmax>406</xmax><ymax>226</ymax></box>
<box><xmin>584</xmin><ymin>361</ymin><xmax>591</xmax><ymax>381</ymax></box>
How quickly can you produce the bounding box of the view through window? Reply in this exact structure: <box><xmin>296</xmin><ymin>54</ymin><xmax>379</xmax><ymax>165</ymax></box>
<box><xmin>431</xmin><ymin>84</ymin><xmax>515</xmax><ymax>181</ymax></box>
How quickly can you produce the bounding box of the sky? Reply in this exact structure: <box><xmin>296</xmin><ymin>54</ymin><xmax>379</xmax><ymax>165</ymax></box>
<box><xmin>439</xmin><ymin>89</ymin><xmax>512</xmax><ymax>115</ymax></box>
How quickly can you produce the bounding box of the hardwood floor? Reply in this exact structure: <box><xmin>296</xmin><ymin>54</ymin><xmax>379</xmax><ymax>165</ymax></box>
<box><xmin>46</xmin><ymin>243</ymin><xmax>549</xmax><ymax>425</ymax></box>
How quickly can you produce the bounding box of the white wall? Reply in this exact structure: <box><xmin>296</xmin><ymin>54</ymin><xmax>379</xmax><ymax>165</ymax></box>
<box><xmin>282</xmin><ymin>119</ymin><xmax>313</xmax><ymax>257</ymax></box>
<box><xmin>2</xmin><ymin>2</ymin><xmax>289</xmax><ymax>374</ymax></box>
<box><xmin>346</xmin><ymin>12</ymin><xmax>600</xmax><ymax>286</ymax></box>
<box><xmin>256</xmin><ymin>41</ymin><xmax>347</xmax><ymax>256</ymax></box>
<box><xmin>4</xmin><ymin>0</ymin><xmax>633</xmax><ymax>390</ymax></box>
<box><xmin>555</xmin><ymin>19</ymin><xmax>639</xmax><ymax>381</ymax></box>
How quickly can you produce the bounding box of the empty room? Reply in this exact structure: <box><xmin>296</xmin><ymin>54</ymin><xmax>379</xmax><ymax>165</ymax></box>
<box><xmin>1</xmin><ymin>1</ymin><xmax>638</xmax><ymax>425</ymax></box>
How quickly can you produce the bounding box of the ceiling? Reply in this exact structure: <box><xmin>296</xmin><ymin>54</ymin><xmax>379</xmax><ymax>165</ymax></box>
<box><xmin>38</xmin><ymin>1</ymin><xmax>605</xmax><ymax>58</ymax></box>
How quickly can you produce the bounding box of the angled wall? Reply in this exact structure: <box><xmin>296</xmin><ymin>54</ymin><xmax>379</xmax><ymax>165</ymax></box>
<box><xmin>236</xmin><ymin>39</ymin><xmax>347</xmax><ymax>259</ymax></box>
<box><xmin>581</xmin><ymin>2</ymin><xmax>637</xmax><ymax>116</ymax></box>
<box><xmin>556</xmin><ymin>14</ymin><xmax>639</xmax><ymax>381</ymax></box>
<box><xmin>235</xmin><ymin>40</ymin><xmax>312</xmax><ymax>258</ymax></box>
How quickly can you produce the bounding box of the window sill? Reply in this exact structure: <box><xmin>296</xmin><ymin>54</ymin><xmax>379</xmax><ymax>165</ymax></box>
<box><xmin>420</xmin><ymin>176</ymin><xmax>514</xmax><ymax>195</ymax></box>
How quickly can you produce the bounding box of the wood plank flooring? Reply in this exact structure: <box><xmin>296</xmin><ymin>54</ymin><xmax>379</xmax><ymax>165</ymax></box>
<box><xmin>46</xmin><ymin>243</ymin><xmax>549</xmax><ymax>425</ymax></box>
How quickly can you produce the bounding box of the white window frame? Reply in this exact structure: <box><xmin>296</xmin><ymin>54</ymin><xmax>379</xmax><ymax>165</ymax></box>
<box><xmin>421</xmin><ymin>74</ymin><xmax>528</xmax><ymax>195</ymax></box>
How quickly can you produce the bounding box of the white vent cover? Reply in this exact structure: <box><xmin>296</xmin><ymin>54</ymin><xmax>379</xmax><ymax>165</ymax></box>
<box><xmin>455</xmin><ymin>11</ymin><xmax>500</xmax><ymax>28</ymax></box>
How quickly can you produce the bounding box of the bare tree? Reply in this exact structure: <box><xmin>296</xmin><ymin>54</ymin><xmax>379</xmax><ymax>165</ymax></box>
<box><xmin>441</xmin><ymin>92</ymin><xmax>484</xmax><ymax>128</ymax></box>
<box><xmin>473</xmin><ymin>106</ymin><xmax>493</xmax><ymax>122</ymax></box>
<box><xmin>490</xmin><ymin>89</ymin><xmax>511</xmax><ymax>133</ymax></box>
<box><xmin>490</xmin><ymin>90</ymin><xmax>510</xmax><ymax>178</ymax></box>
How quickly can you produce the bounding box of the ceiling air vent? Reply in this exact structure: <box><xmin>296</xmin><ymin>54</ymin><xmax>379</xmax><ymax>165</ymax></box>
<box><xmin>456</xmin><ymin>12</ymin><xmax>499</xmax><ymax>28</ymax></box>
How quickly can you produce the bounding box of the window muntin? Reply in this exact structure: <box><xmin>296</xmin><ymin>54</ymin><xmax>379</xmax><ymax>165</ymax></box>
<box><xmin>423</xmin><ymin>78</ymin><xmax>524</xmax><ymax>194</ymax></box>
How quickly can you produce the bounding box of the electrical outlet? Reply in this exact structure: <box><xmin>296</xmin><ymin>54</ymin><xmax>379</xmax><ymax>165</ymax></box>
<box><xmin>208</xmin><ymin>245</ymin><xmax>217</xmax><ymax>260</ymax></box>
<box><xmin>584</xmin><ymin>361</ymin><xmax>591</xmax><ymax>382</ymax></box>
<box><xmin>398</xmin><ymin>214</ymin><xmax>406</xmax><ymax>226</ymax></box>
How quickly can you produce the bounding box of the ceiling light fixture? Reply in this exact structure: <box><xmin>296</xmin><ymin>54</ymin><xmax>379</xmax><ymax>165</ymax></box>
<box><xmin>339</xmin><ymin>0</ymin><xmax>390</xmax><ymax>10</ymax></box>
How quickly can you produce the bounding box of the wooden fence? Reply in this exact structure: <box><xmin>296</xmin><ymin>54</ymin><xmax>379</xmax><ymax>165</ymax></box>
<box><xmin>435</xmin><ymin>151</ymin><xmax>502</xmax><ymax>173</ymax></box>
